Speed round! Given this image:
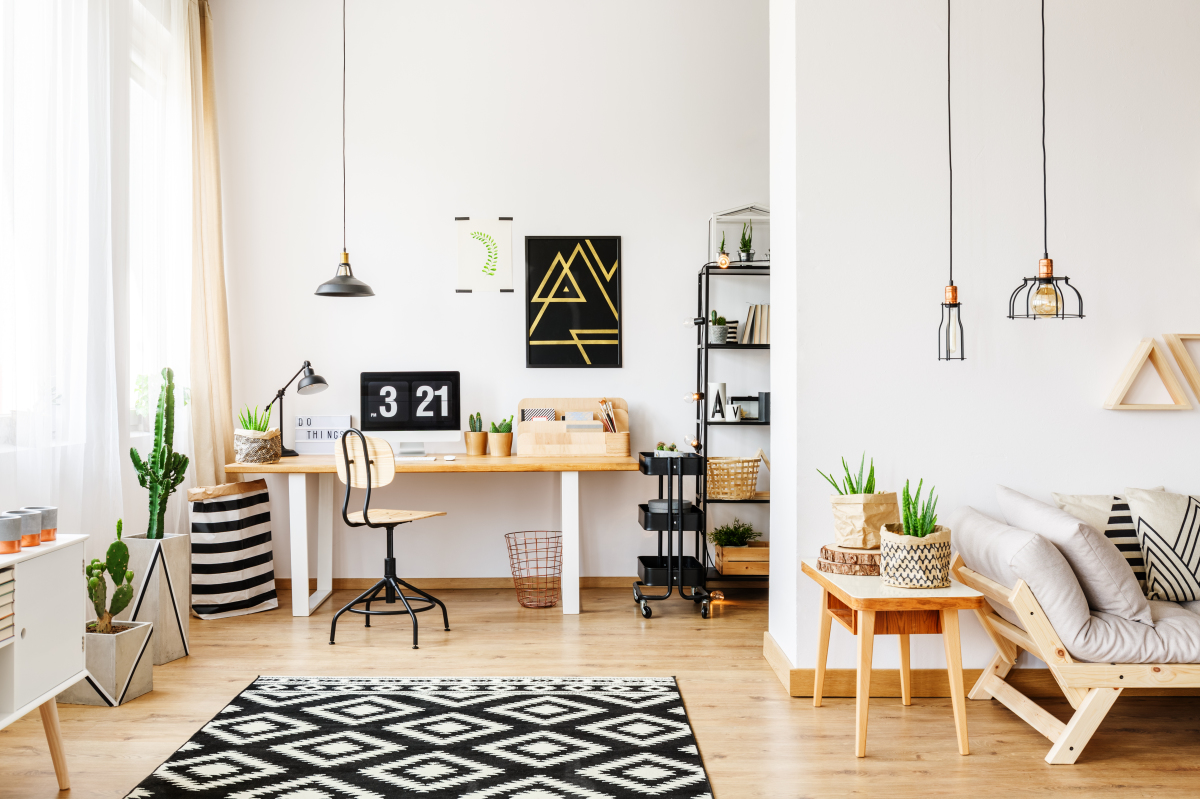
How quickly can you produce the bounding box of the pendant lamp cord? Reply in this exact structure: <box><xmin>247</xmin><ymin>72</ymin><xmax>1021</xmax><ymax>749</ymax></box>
<box><xmin>342</xmin><ymin>0</ymin><xmax>347</xmax><ymax>252</ymax></box>
<box><xmin>1041</xmin><ymin>0</ymin><xmax>1048</xmax><ymax>258</ymax></box>
<box><xmin>947</xmin><ymin>0</ymin><xmax>953</xmax><ymax>286</ymax></box>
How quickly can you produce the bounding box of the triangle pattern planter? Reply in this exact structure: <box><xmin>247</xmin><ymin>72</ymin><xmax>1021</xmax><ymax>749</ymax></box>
<box><xmin>58</xmin><ymin>620</ymin><xmax>154</xmax><ymax>706</ymax></box>
<box><xmin>116</xmin><ymin>533</ymin><xmax>191</xmax><ymax>664</ymax></box>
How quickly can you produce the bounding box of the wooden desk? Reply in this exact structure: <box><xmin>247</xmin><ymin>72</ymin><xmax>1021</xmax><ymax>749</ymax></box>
<box><xmin>226</xmin><ymin>455</ymin><xmax>639</xmax><ymax>616</ymax></box>
<box><xmin>801</xmin><ymin>558</ymin><xmax>986</xmax><ymax>758</ymax></box>
<box><xmin>0</xmin><ymin>534</ymin><xmax>89</xmax><ymax>790</ymax></box>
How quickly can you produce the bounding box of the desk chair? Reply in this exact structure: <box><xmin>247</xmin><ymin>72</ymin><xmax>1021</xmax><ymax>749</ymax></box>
<box><xmin>329</xmin><ymin>430</ymin><xmax>449</xmax><ymax>648</ymax></box>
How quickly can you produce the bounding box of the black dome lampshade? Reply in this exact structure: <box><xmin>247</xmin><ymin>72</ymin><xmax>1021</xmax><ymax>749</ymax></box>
<box><xmin>315</xmin><ymin>251</ymin><xmax>374</xmax><ymax>297</ymax></box>
<box><xmin>297</xmin><ymin>364</ymin><xmax>329</xmax><ymax>394</ymax></box>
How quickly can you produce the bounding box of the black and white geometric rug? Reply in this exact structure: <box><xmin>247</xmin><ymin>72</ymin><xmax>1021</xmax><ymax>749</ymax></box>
<box><xmin>125</xmin><ymin>676</ymin><xmax>713</xmax><ymax>798</ymax></box>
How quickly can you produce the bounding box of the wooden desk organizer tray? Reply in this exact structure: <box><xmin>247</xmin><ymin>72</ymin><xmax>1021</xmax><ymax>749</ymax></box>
<box><xmin>516</xmin><ymin>398</ymin><xmax>630</xmax><ymax>457</ymax></box>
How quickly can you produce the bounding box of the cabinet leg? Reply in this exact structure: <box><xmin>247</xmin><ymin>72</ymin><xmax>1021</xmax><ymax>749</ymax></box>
<box><xmin>855</xmin><ymin>609</ymin><xmax>875</xmax><ymax>757</ymax></box>
<box><xmin>38</xmin><ymin>699</ymin><xmax>69</xmax><ymax>791</ymax></box>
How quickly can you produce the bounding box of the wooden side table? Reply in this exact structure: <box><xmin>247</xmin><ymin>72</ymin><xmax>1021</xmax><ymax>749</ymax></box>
<box><xmin>801</xmin><ymin>558</ymin><xmax>986</xmax><ymax>757</ymax></box>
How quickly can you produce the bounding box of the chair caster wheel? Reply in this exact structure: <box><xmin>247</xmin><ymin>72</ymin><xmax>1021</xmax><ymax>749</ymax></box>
<box><xmin>700</xmin><ymin>601</ymin><xmax>710</xmax><ymax>619</ymax></box>
<box><xmin>639</xmin><ymin>602</ymin><xmax>652</xmax><ymax>619</ymax></box>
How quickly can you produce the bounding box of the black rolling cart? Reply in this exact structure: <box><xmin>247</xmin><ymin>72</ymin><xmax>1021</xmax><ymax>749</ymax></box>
<box><xmin>634</xmin><ymin>452</ymin><xmax>712</xmax><ymax>619</ymax></box>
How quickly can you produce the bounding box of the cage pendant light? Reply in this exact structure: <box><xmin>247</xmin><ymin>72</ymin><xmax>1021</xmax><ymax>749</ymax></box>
<box><xmin>316</xmin><ymin>0</ymin><xmax>374</xmax><ymax>298</ymax></box>
<box><xmin>1008</xmin><ymin>0</ymin><xmax>1081</xmax><ymax>320</ymax></box>
<box><xmin>939</xmin><ymin>0</ymin><xmax>964</xmax><ymax>361</ymax></box>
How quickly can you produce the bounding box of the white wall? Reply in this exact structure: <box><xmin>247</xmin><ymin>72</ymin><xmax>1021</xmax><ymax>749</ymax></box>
<box><xmin>770</xmin><ymin>0</ymin><xmax>1200</xmax><ymax>670</ymax></box>
<box><xmin>211</xmin><ymin>0</ymin><xmax>769</xmax><ymax>578</ymax></box>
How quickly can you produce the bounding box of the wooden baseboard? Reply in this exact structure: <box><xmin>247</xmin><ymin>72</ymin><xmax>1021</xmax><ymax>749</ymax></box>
<box><xmin>762</xmin><ymin>632</ymin><xmax>1200</xmax><ymax>698</ymax></box>
<box><xmin>276</xmin><ymin>576</ymin><xmax>638</xmax><ymax>591</ymax></box>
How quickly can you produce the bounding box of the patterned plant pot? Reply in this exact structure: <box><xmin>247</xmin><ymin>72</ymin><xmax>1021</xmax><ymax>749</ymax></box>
<box><xmin>708</xmin><ymin>324</ymin><xmax>728</xmax><ymax>345</ymax></box>
<box><xmin>879</xmin><ymin>524</ymin><xmax>952</xmax><ymax>588</ymax></box>
<box><xmin>234</xmin><ymin>428</ymin><xmax>282</xmax><ymax>464</ymax></box>
<box><xmin>58</xmin><ymin>620</ymin><xmax>153</xmax><ymax>706</ymax></box>
<box><xmin>116</xmin><ymin>533</ymin><xmax>191</xmax><ymax>664</ymax></box>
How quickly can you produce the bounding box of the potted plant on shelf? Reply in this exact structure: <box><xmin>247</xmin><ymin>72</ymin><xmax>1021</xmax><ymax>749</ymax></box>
<box><xmin>817</xmin><ymin>454</ymin><xmax>898</xmax><ymax>549</ymax></box>
<box><xmin>123</xmin><ymin>367</ymin><xmax>190</xmax><ymax>665</ymax></box>
<box><xmin>880</xmin><ymin>479</ymin><xmax>951</xmax><ymax>588</ymax></box>
<box><xmin>234</xmin><ymin>404</ymin><xmax>281</xmax><ymax>464</ymax></box>
<box><xmin>738</xmin><ymin>220</ymin><xmax>754</xmax><ymax>261</ymax></box>
<box><xmin>717</xmin><ymin>232</ymin><xmax>730</xmax><ymax>268</ymax></box>
<box><xmin>58</xmin><ymin>520</ymin><xmax>153</xmax><ymax>706</ymax></box>
<box><xmin>489</xmin><ymin>415</ymin><xmax>513</xmax><ymax>457</ymax></box>
<box><xmin>465</xmin><ymin>412</ymin><xmax>487</xmax><ymax>456</ymax></box>
<box><xmin>708</xmin><ymin>310</ymin><xmax>728</xmax><ymax>345</ymax></box>
<box><xmin>709</xmin><ymin>517</ymin><xmax>769</xmax><ymax>576</ymax></box>
<box><xmin>655</xmin><ymin>441</ymin><xmax>682</xmax><ymax>458</ymax></box>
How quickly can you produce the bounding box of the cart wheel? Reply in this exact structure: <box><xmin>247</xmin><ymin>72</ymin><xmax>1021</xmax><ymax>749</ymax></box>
<box><xmin>640</xmin><ymin>601</ymin><xmax>652</xmax><ymax>619</ymax></box>
<box><xmin>700</xmin><ymin>600</ymin><xmax>710</xmax><ymax>619</ymax></box>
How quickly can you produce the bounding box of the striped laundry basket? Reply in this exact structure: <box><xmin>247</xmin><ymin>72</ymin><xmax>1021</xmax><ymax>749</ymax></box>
<box><xmin>187</xmin><ymin>479</ymin><xmax>279</xmax><ymax>619</ymax></box>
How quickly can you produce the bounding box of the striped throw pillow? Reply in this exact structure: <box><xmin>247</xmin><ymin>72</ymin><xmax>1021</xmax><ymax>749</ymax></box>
<box><xmin>188</xmin><ymin>479</ymin><xmax>278</xmax><ymax>619</ymax></box>
<box><xmin>1053</xmin><ymin>491</ymin><xmax>1162</xmax><ymax>592</ymax></box>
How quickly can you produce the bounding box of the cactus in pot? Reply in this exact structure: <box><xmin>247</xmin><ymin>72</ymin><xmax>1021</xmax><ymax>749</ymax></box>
<box><xmin>85</xmin><ymin>520</ymin><xmax>135</xmax><ymax>635</ymax></box>
<box><xmin>130</xmin><ymin>367</ymin><xmax>189</xmax><ymax>539</ymax></box>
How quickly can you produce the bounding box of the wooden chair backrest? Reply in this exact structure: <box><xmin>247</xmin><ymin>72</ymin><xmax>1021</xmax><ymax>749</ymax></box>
<box><xmin>336</xmin><ymin>433</ymin><xmax>395</xmax><ymax>489</ymax></box>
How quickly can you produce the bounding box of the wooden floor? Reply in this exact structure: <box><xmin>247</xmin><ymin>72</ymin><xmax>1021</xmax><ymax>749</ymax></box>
<box><xmin>2</xmin><ymin>587</ymin><xmax>1199</xmax><ymax>798</ymax></box>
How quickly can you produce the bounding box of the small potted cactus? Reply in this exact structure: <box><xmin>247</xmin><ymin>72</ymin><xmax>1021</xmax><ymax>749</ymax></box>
<box><xmin>465</xmin><ymin>412</ymin><xmax>487</xmax><ymax>456</ymax></box>
<box><xmin>488</xmin><ymin>415</ymin><xmax>514</xmax><ymax>457</ymax></box>
<box><xmin>708</xmin><ymin>310</ymin><xmax>728</xmax><ymax>345</ymax></box>
<box><xmin>58</xmin><ymin>520</ymin><xmax>154</xmax><ymax>706</ymax></box>
<box><xmin>654</xmin><ymin>441</ymin><xmax>682</xmax><ymax>458</ymax></box>
<box><xmin>738</xmin><ymin>220</ymin><xmax>755</xmax><ymax>261</ymax></box>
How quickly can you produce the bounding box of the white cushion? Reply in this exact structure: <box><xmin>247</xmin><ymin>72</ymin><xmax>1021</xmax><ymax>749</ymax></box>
<box><xmin>1052</xmin><ymin>488</ymin><xmax>1164</xmax><ymax>592</ymax></box>
<box><xmin>997</xmin><ymin>486</ymin><xmax>1153</xmax><ymax>626</ymax></box>
<box><xmin>1125</xmin><ymin>487</ymin><xmax>1200</xmax><ymax>602</ymax></box>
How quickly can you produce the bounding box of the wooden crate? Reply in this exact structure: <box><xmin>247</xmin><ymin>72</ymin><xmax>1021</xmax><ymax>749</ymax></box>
<box><xmin>714</xmin><ymin>541</ymin><xmax>769</xmax><ymax>576</ymax></box>
<box><xmin>516</xmin><ymin>397</ymin><xmax>630</xmax><ymax>457</ymax></box>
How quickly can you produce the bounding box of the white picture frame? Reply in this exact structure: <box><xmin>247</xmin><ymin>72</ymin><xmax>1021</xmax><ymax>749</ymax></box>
<box><xmin>456</xmin><ymin>217</ymin><xmax>513</xmax><ymax>292</ymax></box>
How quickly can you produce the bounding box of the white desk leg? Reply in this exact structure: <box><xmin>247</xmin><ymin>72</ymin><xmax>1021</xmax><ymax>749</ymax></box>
<box><xmin>312</xmin><ymin>474</ymin><xmax>334</xmax><ymax>614</ymax></box>
<box><xmin>289</xmin><ymin>474</ymin><xmax>311</xmax><ymax>616</ymax></box>
<box><xmin>561</xmin><ymin>471</ymin><xmax>581</xmax><ymax>615</ymax></box>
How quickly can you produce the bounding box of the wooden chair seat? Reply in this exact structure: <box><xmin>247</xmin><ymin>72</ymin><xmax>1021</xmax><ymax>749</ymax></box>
<box><xmin>346</xmin><ymin>509</ymin><xmax>445</xmax><ymax>525</ymax></box>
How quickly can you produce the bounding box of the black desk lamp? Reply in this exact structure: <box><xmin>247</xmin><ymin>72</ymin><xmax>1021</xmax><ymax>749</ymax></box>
<box><xmin>266</xmin><ymin>361</ymin><xmax>328</xmax><ymax>457</ymax></box>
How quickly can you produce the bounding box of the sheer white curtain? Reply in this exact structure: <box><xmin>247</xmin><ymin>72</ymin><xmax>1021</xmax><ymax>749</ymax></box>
<box><xmin>0</xmin><ymin>0</ymin><xmax>193</xmax><ymax>557</ymax></box>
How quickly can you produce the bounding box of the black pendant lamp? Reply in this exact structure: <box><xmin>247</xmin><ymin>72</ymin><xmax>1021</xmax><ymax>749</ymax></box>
<box><xmin>1008</xmin><ymin>0</ymin><xmax>1082</xmax><ymax>320</ymax></box>
<box><xmin>938</xmin><ymin>0</ymin><xmax>964</xmax><ymax>361</ymax></box>
<box><xmin>316</xmin><ymin>0</ymin><xmax>374</xmax><ymax>298</ymax></box>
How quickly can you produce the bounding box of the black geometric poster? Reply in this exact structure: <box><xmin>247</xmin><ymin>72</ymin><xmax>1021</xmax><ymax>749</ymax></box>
<box><xmin>525</xmin><ymin>236</ymin><xmax>622</xmax><ymax>368</ymax></box>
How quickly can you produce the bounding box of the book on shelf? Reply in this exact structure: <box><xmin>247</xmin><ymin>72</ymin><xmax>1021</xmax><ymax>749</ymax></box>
<box><xmin>0</xmin><ymin>600</ymin><xmax>12</xmax><ymax>620</ymax></box>
<box><xmin>741</xmin><ymin>305</ymin><xmax>756</xmax><ymax>345</ymax></box>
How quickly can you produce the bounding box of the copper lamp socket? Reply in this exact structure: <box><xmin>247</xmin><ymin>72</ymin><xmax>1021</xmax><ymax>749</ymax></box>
<box><xmin>944</xmin><ymin>285</ymin><xmax>958</xmax><ymax>304</ymax></box>
<box><xmin>1038</xmin><ymin>258</ymin><xmax>1053</xmax><ymax>279</ymax></box>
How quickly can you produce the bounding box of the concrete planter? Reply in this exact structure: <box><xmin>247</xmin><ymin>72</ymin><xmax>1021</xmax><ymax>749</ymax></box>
<box><xmin>116</xmin><ymin>533</ymin><xmax>190</xmax><ymax>664</ymax></box>
<box><xmin>58</xmin><ymin>621</ymin><xmax>154</xmax><ymax>706</ymax></box>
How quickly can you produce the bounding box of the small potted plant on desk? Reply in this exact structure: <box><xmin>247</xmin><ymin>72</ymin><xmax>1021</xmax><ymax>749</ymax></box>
<box><xmin>738</xmin><ymin>220</ymin><xmax>755</xmax><ymax>261</ymax></box>
<box><xmin>708</xmin><ymin>311</ymin><xmax>728</xmax><ymax>346</ymax></box>
<box><xmin>234</xmin><ymin>403</ymin><xmax>281</xmax><ymax>464</ymax></box>
<box><xmin>817</xmin><ymin>454</ymin><xmax>898</xmax><ymax>549</ymax></box>
<box><xmin>58</xmin><ymin>520</ymin><xmax>154</xmax><ymax>706</ymax></box>
<box><xmin>465</xmin><ymin>412</ymin><xmax>487</xmax><ymax>456</ymax></box>
<box><xmin>489</xmin><ymin>415</ymin><xmax>513</xmax><ymax>457</ymax></box>
<box><xmin>709</xmin><ymin>517</ymin><xmax>768</xmax><ymax>576</ymax></box>
<box><xmin>880</xmin><ymin>479</ymin><xmax>951</xmax><ymax>588</ymax></box>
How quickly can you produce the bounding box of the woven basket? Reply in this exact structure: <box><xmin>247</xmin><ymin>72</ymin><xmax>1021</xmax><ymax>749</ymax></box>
<box><xmin>707</xmin><ymin>456</ymin><xmax>761</xmax><ymax>500</ymax></box>
<box><xmin>879</xmin><ymin>524</ymin><xmax>952</xmax><ymax>588</ymax></box>
<box><xmin>234</xmin><ymin>428</ymin><xmax>281</xmax><ymax>464</ymax></box>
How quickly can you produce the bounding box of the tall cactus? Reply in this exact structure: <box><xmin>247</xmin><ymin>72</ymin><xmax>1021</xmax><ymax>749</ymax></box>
<box><xmin>130</xmin><ymin>367</ymin><xmax>190</xmax><ymax>539</ymax></box>
<box><xmin>85</xmin><ymin>520</ymin><xmax>135</xmax><ymax>634</ymax></box>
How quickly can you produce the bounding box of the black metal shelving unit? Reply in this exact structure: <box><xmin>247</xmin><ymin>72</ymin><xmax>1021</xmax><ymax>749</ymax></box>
<box><xmin>695</xmin><ymin>259</ymin><xmax>771</xmax><ymax>582</ymax></box>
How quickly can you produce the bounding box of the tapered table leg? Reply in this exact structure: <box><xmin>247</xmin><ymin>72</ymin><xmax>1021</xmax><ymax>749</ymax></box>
<box><xmin>39</xmin><ymin>699</ymin><xmax>69</xmax><ymax>791</ymax></box>
<box><xmin>814</xmin><ymin>588</ymin><xmax>832</xmax><ymax>707</ymax></box>
<box><xmin>899</xmin><ymin>633</ymin><xmax>912</xmax><ymax>706</ymax></box>
<box><xmin>855</xmin><ymin>609</ymin><xmax>876</xmax><ymax>757</ymax></box>
<box><xmin>942</xmin><ymin>608</ymin><xmax>969</xmax><ymax>755</ymax></box>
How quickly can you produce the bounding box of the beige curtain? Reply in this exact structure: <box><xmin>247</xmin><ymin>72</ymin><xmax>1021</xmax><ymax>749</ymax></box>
<box><xmin>188</xmin><ymin>0</ymin><xmax>235</xmax><ymax>486</ymax></box>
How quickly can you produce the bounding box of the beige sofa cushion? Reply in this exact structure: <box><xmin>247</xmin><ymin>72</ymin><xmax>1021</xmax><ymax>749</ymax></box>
<box><xmin>948</xmin><ymin>506</ymin><xmax>1200</xmax><ymax>664</ymax></box>
<box><xmin>997</xmin><ymin>486</ymin><xmax>1153</xmax><ymax>626</ymax></box>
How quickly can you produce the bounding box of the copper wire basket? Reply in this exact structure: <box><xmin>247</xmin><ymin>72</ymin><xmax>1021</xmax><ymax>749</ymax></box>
<box><xmin>504</xmin><ymin>531</ymin><xmax>563</xmax><ymax>608</ymax></box>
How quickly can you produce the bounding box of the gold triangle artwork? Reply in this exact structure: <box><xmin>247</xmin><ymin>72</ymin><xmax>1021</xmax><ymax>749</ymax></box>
<box><xmin>1163</xmin><ymin>334</ymin><xmax>1200</xmax><ymax>402</ymax></box>
<box><xmin>1104</xmin><ymin>337</ymin><xmax>1193</xmax><ymax>411</ymax></box>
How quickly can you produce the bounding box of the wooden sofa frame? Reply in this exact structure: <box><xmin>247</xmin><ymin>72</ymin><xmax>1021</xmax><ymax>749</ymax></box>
<box><xmin>950</xmin><ymin>553</ymin><xmax>1200</xmax><ymax>764</ymax></box>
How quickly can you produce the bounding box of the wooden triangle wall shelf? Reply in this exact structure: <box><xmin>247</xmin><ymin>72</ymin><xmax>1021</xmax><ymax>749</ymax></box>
<box><xmin>1163</xmin><ymin>334</ymin><xmax>1200</xmax><ymax>402</ymax></box>
<box><xmin>1104</xmin><ymin>337</ymin><xmax>1192</xmax><ymax>410</ymax></box>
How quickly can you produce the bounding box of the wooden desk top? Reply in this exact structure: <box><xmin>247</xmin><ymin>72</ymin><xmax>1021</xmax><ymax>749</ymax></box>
<box><xmin>226</xmin><ymin>454</ymin><xmax>640</xmax><ymax>474</ymax></box>
<box><xmin>802</xmin><ymin>558</ymin><xmax>985</xmax><ymax>611</ymax></box>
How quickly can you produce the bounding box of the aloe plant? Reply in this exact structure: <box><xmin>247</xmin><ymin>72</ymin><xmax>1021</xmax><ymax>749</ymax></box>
<box><xmin>817</xmin><ymin>453</ymin><xmax>877</xmax><ymax>495</ymax></box>
<box><xmin>900</xmin><ymin>478</ymin><xmax>939</xmax><ymax>537</ymax></box>
<box><xmin>490</xmin><ymin>416</ymin><xmax>513</xmax><ymax>434</ymax></box>
<box><xmin>739</xmin><ymin>221</ymin><xmax>753</xmax><ymax>253</ymax></box>
<box><xmin>85</xmin><ymin>519</ymin><xmax>135</xmax><ymax>635</ymax></box>
<box><xmin>238</xmin><ymin>404</ymin><xmax>271</xmax><ymax>432</ymax></box>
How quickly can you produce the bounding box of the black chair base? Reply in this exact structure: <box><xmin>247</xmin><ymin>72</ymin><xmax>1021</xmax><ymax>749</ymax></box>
<box><xmin>328</xmin><ymin>525</ymin><xmax>450</xmax><ymax>649</ymax></box>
